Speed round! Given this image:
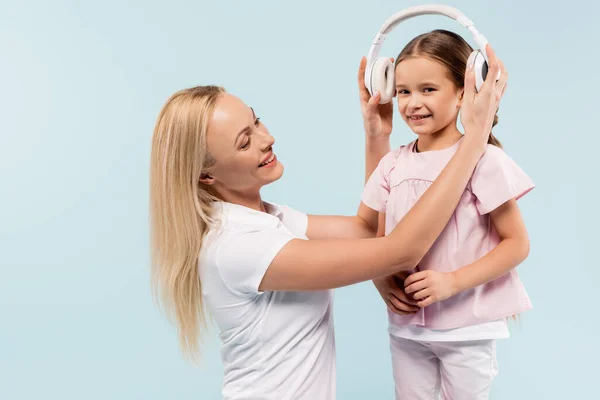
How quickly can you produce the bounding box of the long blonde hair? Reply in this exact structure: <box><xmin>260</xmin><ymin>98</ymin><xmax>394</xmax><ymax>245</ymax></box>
<box><xmin>149</xmin><ymin>85</ymin><xmax>223</xmax><ymax>362</ymax></box>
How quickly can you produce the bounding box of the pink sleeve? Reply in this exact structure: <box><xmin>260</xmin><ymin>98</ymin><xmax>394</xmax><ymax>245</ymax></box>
<box><xmin>361</xmin><ymin>149</ymin><xmax>398</xmax><ymax>212</ymax></box>
<box><xmin>471</xmin><ymin>145</ymin><xmax>535</xmax><ymax>215</ymax></box>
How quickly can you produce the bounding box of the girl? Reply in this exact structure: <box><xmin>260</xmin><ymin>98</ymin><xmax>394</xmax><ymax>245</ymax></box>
<box><xmin>362</xmin><ymin>30</ymin><xmax>533</xmax><ymax>399</ymax></box>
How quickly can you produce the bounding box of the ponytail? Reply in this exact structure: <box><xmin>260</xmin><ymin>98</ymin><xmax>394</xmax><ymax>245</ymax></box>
<box><xmin>487</xmin><ymin>112</ymin><xmax>502</xmax><ymax>148</ymax></box>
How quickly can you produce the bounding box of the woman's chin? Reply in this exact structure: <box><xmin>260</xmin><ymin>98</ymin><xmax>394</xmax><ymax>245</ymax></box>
<box><xmin>260</xmin><ymin>162</ymin><xmax>284</xmax><ymax>184</ymax></box>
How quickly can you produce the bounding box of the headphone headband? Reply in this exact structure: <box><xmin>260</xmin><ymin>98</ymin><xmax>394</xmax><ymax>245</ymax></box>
<box><xmin>366</xmin><ymin>5</ymin><xmax>489</xmax><ymax>69</ymax></box>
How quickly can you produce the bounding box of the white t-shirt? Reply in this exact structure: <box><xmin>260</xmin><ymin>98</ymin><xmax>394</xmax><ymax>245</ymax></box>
<box><xmin>200</xmin><ymin>201</ymin><xmax>336</xmax><ymax>400</ymax></box>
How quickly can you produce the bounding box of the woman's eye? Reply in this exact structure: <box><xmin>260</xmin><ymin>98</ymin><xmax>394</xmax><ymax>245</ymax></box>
<box><xmin>241</xmin><ymin>138</ymin><xmax>250</xmax><ymax>149</ymax></box>
<box><xmin>254</xmin><ymin>117</ymin><xmax>261</xmax><ymax>127</ymax></box>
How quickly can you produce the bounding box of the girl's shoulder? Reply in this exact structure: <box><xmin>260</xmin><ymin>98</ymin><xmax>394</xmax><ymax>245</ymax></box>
<box><xmin>376</xmin><ymin>141</ymin><xmax>414</xmax><ymax>171</ymax></box>
<box><xmin>470</xmin><ymin>144</ymin><xmax>535</xmax><ymax>215</ymax></box>
<box><xmin>476</xmin><ymin>143</ymin><xmax>518</xmax><ymax>170</ymax></box>
<box><xmin>391</xmin><ymin>140</ymin><xmax>417</xmax><ymax>160</ymax></box>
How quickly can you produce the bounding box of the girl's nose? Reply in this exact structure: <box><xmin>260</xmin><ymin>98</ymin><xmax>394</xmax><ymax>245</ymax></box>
<box><xmin>408</xmin><ymin>93</ymin><xmax>423</xmax><ymax>110</ymax></box>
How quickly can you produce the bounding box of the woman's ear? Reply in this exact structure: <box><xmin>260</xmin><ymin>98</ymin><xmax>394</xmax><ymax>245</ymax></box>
<box><xmin>199</xmin><ymin>172</ymin><xmax>215</xmax><ymax>186</ymax></box>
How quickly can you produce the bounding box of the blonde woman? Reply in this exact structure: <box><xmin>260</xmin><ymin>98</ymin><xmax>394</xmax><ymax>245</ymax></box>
<box><xmin>149</xmin><ymin>47</ymin><xmax>507</xmax><ymax>399</ymax></box>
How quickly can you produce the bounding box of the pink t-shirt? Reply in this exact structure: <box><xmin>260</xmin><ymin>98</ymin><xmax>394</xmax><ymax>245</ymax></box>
<box><xmin>361</xmin><ymin>138</ymin><xmax>534</xmax><ymax>330</ymax></box>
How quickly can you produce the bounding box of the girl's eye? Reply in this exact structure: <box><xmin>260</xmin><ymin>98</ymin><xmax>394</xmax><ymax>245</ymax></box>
<box><xmin>398</xmin><ymin>89</ymin><xmax>409</xmax><ymax>95</ymax></box>
<box><xmin>424</xmin><ymin>88</ymin><xmax>436</xmax><ymax>93</ymax></box>
<box><xmin>254</xmin><ymin>117</ymin><xmax>261</xmax><ymax>127</ymax></box>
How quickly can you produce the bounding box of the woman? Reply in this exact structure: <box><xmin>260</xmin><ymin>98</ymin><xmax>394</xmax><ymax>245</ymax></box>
<box><xmin>149</xmin><ymin>45</ymin><xmax>507</xmax><ymax>399</ymax></box>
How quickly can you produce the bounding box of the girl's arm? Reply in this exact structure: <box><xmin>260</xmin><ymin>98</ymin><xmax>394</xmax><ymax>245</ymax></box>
<box><xmin>404</xmin><ymin>199</ymin><xmax>530</xmax><ymax>307</ymax></box>
<box><xmin>305</xmin><ymin>59</ymin><xmax>392</xmax><ymax>241</ymax></box>
<box><xmin>372</xmin><ymin>212</ymin><xmax>420</xmax><ymax>314</ymax></box>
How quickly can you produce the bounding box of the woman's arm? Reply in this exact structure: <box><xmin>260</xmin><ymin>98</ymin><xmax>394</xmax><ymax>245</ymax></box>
<box><xmin>306</xmin><ymin>136</ymin><xmax>390</xmax><ymax>240</ymax></box>
<box><xmin>259</xmin><ymin>45</ymin><xmax>506</xmax><ymax>292</ymax></box>
<box><xmin>404</xmin><ymin>199</ymin><xmax>530</xmax><ymax>307</ymax></box>
<box><xmin>306</xmin><ymin>206</ymin><xmax>378</xmax><ymax>239</ymax></box>
<box><xmin>260</xmin><ymin>136</ymin><xmax>488</xmax><ymax>291</ymax></box>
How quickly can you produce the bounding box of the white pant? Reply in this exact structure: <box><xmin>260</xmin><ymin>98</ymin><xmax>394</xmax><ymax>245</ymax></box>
<box><xmin>390</xmin><ymin>335</ymin><xmax>498</xmax><ymax>400</ymax></box>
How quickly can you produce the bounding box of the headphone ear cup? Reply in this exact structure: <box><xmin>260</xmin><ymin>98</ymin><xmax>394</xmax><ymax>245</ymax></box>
<box><xmin>468</xmin><ymin>50</ymin><xmax>487</xmax><ymax>92</ymax></box>
<box><xmin>370</xmin><ymin>57</ymin><xmax>395</xmax><ymax>104</ymax></box>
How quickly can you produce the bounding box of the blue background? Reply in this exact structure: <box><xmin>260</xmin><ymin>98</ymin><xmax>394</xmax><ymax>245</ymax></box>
<box><xmin>2</xmin><ymin>0</ymin><xmax>597</xmax><ymax>398</ymax></box>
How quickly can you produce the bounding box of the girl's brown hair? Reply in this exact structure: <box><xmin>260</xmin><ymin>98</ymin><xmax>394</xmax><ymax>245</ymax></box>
<box><xmin>395</xmin><ymin>29</ymin><xmax>501</xmax><ymax>148</ymax></box>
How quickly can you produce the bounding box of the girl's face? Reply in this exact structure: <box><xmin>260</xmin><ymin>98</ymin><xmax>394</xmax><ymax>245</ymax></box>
<box><xmin>394</xmin><ymin>56</ymin><xmax>463</xmax><ymax>137</ymax></box>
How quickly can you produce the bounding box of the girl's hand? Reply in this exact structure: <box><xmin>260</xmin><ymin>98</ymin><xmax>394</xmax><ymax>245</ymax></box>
<box><xmin>404</xmin><ymin>270</ymin><xmax>458</xmax><ymax>308</ymax></box>
<box><xmin>358</xmin><ymin>56</ymin><xmax>394</xmax><ymax>139</ymax></box>
<box><xmin>373</xmin><ymin>271</ymin><xmax>420</xmax><ymax>315</ymax></box>
<box><xmin>460</xmin><ymin>44</ymin><xmax>508</xmax><ymax>148</ymax></box>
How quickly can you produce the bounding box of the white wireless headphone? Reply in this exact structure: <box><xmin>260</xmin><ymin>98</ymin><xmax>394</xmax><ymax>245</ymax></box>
<box><xmin>365</xmin><ymin>4</ymin><xmax>499</xmax><ymax>104</ymax></box>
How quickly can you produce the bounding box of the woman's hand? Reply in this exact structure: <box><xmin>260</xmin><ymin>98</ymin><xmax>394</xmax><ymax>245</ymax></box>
<box><xmin>358</xmin><ymin>56</ymin><xmax>394</xmax><ymax>139</ymax></box>
<box><xmin>460</xmin><ymin>44</ymin><xmax>508</xmax><ymax>147</ymax></box>
<box><xmin>373</xmin><ymin>271</ymin><xmax>420</xmax><ymax>315</ymax></box>
<box><xmin>404</xmin><ymin>270</ymin><xmax>458</xmax><ymax>308</ymax></box>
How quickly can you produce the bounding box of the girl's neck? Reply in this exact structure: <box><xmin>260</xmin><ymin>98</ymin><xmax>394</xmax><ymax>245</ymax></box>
<box><xmin>415</xmin><ymin>125</ymin><xmax>463</xmax><ymax>153</ymax></box>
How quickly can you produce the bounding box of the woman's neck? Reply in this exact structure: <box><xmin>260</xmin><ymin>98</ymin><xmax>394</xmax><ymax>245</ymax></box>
<box><xmin>214</xmin><ymin>186</ymin><xmax>266</xmax><ymax>212</ymax></box>
<box><xmin>415</xmin><ymin>125</ymin><xmax>463</xmax><ymax>153</ymax></box>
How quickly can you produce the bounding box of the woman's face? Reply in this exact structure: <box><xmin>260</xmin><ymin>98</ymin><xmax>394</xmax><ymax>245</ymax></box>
<box><xmin>202</xmin><ymin>93</ymin><xmax>283</xmax><ymax>199</ymax></box>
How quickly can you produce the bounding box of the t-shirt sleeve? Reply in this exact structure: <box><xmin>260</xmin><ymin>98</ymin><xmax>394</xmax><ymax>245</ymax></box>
<box><xmin>471</xmin><ymin>145</ymin><xmax>535</xmax><ymax>215</ymax></box>
<box><xmin>215</xmin><ymin>227</ymin><xmax>297</xmax><ymax>297</ymax></box>
<box><xmin>361</xmin><ymin>149</ymin><xmax>398</xmax><ymax>212</ymax></box>
<box><xmin>277</xmin><ymin>205</ymin><xmax>309</xmax><ymax>237</ymax></box>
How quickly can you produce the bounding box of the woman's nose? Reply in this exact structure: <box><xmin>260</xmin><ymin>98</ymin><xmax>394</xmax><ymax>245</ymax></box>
<box><xmin>259</xmin><ymin>131</ymin><xmax>275</xmax><ymax>150</ymax></box>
